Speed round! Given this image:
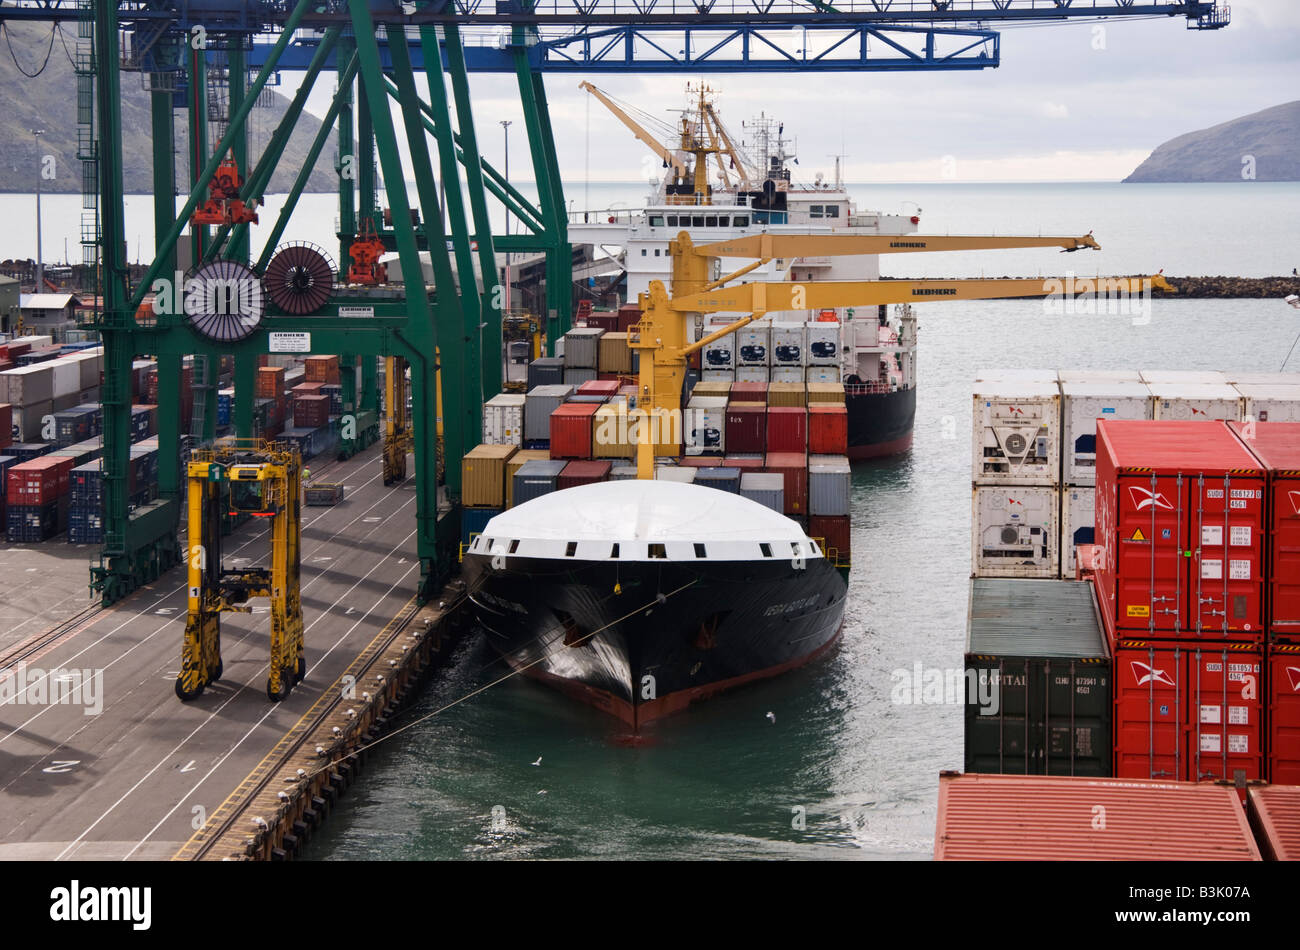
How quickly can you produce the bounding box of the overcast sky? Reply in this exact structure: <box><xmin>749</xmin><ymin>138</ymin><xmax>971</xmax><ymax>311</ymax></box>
<box><xmin>298</xmin><ymin>0</ymin><xmax>1300</xmax><ymax>184</ymax></box>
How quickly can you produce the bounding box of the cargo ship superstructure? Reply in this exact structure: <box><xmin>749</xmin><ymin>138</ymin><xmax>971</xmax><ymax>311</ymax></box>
<box><xmin>568</xmin><ymin>86</ymin><xmax>918</xmax><ymax>459</ymax></box>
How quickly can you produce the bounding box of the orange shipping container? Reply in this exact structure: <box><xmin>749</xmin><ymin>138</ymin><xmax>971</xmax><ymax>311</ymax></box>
<box><xmin>934</xmin><ymin>772</ymin><xmax>1260</xmax><ymax>861</ymax></box>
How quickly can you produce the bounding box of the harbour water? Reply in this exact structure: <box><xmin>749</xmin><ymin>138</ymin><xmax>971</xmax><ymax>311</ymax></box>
<box><xmin>2</xmin><ymin>181</ymin><xmax>1297</xmax><ymax>278</ymax></box>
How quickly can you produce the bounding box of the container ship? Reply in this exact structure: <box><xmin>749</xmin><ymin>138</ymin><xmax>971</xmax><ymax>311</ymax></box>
<box><xmin>461</xmin><ymin>478</ymin><xmax>846</xmax><ymax>729</ymax></box>
<box><xmin>565</xmin><ymin>83</ymin><xmax>919</xmax><ymax>460</ymax></box>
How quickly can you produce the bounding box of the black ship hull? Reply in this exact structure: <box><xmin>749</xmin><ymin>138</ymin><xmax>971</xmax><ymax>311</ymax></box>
<box><xmin>846</xmin><ymin>385</ymin><xmax>916</xmax><ymax>460</ymax></box>
<box><xmin>463</xmin><ymin>553</ymin><xmax>846</xmax><ymax>729</ymax></box>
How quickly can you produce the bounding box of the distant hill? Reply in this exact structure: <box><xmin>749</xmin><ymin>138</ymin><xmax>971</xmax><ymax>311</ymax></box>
<box><xmin>1124</xmin><ymin>101</ymin><xmax>1300</xmax><ymax>183</ymax></box>
<box><xmin>0</xmin><ymin>21</ymin><xmax>338</xmax><ymax>194</ymax></box>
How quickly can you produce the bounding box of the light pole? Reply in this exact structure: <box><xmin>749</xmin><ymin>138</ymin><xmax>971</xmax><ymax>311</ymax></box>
<box><xmin>501</xmin><ymin>120</ymin><xmax>511</xmax><ymax>313</ymax></box>
<box><xmin>33</xmin><ymin>129</ymin><xmax>45</xmax><ymax>291</ymax></box>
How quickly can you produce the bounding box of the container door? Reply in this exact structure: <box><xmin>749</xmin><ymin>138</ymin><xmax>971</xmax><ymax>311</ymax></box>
<box><xmin>1114</xmin><ymin>473</ymin><xmax>1186</xmax><ymax>632</ymax></box>
<box><xmin>1268</xmin><ymin>644</ymin><xmax>1300</xmax><ymax>784</ymax></box>
<box><xmin>1186</xmin><ymin>648</ymin><xmax>1263</xmax><ymax>784</ymax></box>
<box><xmin>1189</xmin><ymin>474</ymin><xmax>1266</xmax><ymax>637</ymax></box>
<box><xmin>1042</xmin><ymin>659</ymin><xmax>1112</xmax><ymax>776</ymax></box>
<box><xmin>964</xmin><ymin>658</ymin><xmax>1038</xmax><ymax>775</ymax></box>
<box><xmin>1113</xmin><ymin>644</ymin><xmax>1185</xmax><ymax>780</ymax></box>
<box><xmin>1270</xmin><ymin>476</ymin><xmax>1300</xmax><ymax>639</ymax></box>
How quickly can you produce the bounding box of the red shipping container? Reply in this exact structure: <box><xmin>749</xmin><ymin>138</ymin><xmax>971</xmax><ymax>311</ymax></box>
<box><xmin>729</xmin><ymin>381</ymin><xmax>767</xmax><ymax>403</ymax></box>
<box><xmin>725</xmin><ymin>403</ymin><xmax>766</xmax><ymax>454</ymax></box>
<box><xmin>723</xmin><ymin>456</ymin><xmax>765</xmax><ymax>471</ymax></box>
<box><xmin>558</xmin><ymin>459</ymin><xmax>611</xmax><ymax>489</ymax></box>
<box><xmin>1228</xmin><ymin>421</ymin><xmax>1300</xmax><ymax>641</ymax></box>
<box><xmin>577</xmin><ymin>380</ymin><xmax>620</xmax><ymax>398</ymax></box>
<box><xmin>580</xmin><ymin>313</ymin><xmax>619</xmax><ymax>333</ymax></box>
<box><xmin>677</xmin><ymin>457</ymin><xmax>721</xmax><ymax>469</ymax></box>
<box><xmin>293</xmin><ymin>395</ymin><xmax>331</xmax><ymax>429</ymax></box>
<box><xmin>292</xmin><ymin>381</ymin><xmax>326</xmax><ymax>397</ymax></box>
<box><xmin>1113</xmin><ymin>639</ymin><xmax>1263</xmax><ymax>784</ymax></box>
<box><xmin>765</xmin><ymin>451</ymin><xmax>807</xmax><ymax>515</ymax></box>
<box><xmin>767</xmin><ymin>406</ymin><xmax>807</xmax><ymax>454</ymax></box>
<box><xmin>549</xmin><ymin>402</ymin><xmax>599</xmax><ymax>459</ymax></box>
<box><xmin>616</xmin><ymin>304</ymin><xmax>642</xmax><ymax>334</ymax></box>
<box><xmin>810</xmin><ymin>514</ymin><xmax>851</xmax><ymax>560</ymax></box>
<box><xmin>0</xmin><ymin>403</ymin><xmax>11</xmax><ymax>449</ymax></box>
<box><xmin>1096</xmin><ymin>420</ymin><xmax>1267</xmax><ymax>640</ymax></box>
<box><xmin>7</xmin><ymin>455</ymin><xmax>72</xmax><ymax>506</ymax></box>
<box><xmin>1267</xmin><ymin>641</ymin><xmax>1300</xmax><ymax>785</ymax></box>
<box><xmin>808</xmin><ymin>404</ymin><xmax>848</xmax><ymax>455</ymax></box>
<box><xmin>5</xmin><ymin>342</ymin><xmax>31</xmax><ymax>359</ymax></box>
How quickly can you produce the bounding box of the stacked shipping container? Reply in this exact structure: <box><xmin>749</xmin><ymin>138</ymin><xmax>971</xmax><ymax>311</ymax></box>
<box><xmin>1093</xmin><ymin>419</ymin><xmax>1290</xmax><ymax>789</ymax></box>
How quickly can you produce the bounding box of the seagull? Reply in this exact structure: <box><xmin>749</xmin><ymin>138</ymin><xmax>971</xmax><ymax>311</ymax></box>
<box><xmin>315</xmin><ymin>746</ymin><xmax>325</xmax><ymax>756</ymax></box>
<box><xmin>296</xmin><ymin>769</ymin><xmax>306</xmax><ymax>779</ymax></box>
<box><xmin>530</xmin><ymin>756</ymin><xmax>543</xmax><ymax>766</ymax></box>
<box><xmin>765</xmin><ymin>711</ymin><xmax>776</xmax><ymax>724</ymax></box>
<box><xmin>277</xmin><ymin>791</ymin><xmax>289</xmax><ymax>802</ymax></box>
<box><xmin>537</xmin><ymin>789</ymin><xmax>548</xmax><ymax>796</ymax></box>
<box><xmin>252</xmin><ymin>817</ymin><xmax>268</xmax><ymax>829</ymax></box>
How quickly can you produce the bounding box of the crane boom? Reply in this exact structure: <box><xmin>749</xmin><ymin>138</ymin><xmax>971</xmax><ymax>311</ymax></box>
<box><xmin>579</xmin><ymin>81</ymin><xmax>687</xmax><ymax>178</ymax></box>
<box><xmin>670</xmin><ymin>274</ymin><xmax>1173</xmax><ymax>323</ymax></box>
<box><xmin>695</xmin><ymin>232</ymin><xmax>1100</xmax><ymax>260</ymax></box>
<box><xmin>627</xmin><ymin>227</ymin><xmax>1174</xmax><ymax>477</ymax></box>
<box><xmin>703</xmin><ymin>104</ymin><xmax>752</xmax><ymax>190</ymax></box>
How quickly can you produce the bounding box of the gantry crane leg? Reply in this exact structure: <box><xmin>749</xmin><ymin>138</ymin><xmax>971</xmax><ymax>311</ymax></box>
<box><xmin>176</xmin><ymin>470</ymin><xmax>225</xmax><ymax>700</ymax></box>
<box><xmin>383</xmin><ymin>355</ymin><xmax>411</xmax><ymax>485</ymax></box>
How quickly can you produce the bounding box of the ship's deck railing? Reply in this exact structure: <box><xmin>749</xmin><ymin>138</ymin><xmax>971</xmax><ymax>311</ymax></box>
<box><xmin>843</xmin><ymin>379</ymin><xmax>896</xmax><ymax>395</ymax></box>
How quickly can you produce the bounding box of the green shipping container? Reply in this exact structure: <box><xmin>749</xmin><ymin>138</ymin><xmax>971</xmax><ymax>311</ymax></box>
<box><xmin>964</xmin><ymin>578</ymin><xmax>1112</xmax><ymax>777</ymax></box>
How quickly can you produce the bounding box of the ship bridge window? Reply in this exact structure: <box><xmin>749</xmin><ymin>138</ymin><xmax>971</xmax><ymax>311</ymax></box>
<box><xmin>509</xmin><ymin>539</ymin><xmax>520</xmax><ymax>554</ymax></box>
<box><xmin>610</xmin><ymin>543</ymin><xmax>620</xmax><ymax>559</ymax></box>
<box><xmin>692</xmin><ymin>215</ymin><xmax>705</xmax><ymax>228</ymax></box>
<box><xmin>667</xmin><ymin>215</ymin><xmax>678</xmax><ymax>226</ymax></box>
<box><xmin>790</xmin><ymin>542</ymin><xmax>802</xmax><ymax>557</ymax></box>
<box><xmin>654</xmin><ymin>249</ymin><xmax>661</xmax><ymax>256</ymax></box>
<box><xmin>810</xmin><ymin>205</ymin><xmax>824</xmax><ymax>218</ymax></box>
<box><xmin>759</xmin><ymin>543</ymin><xmax>773</xmax><ymax>558</ymax></box>
<box><xmin>825</xmin><ymin>205</ymin><xmax>840</xmax><ymax>218</ymax></box>
<box><xmin>649</xmin><ymin>215</ymin><xmax>665</xmax><ymax>227</ymax></box>
<box><xmin>648</xmin><ymin>543</ymin><xmax>667</xmax><ymax>560</ymax></box>
<box><xmin>734</xmin><ymin>215</ymin><xmax>748</xmax><ymax>227</ymax></box>
<box><xmin>565</xmin><ymin>541</ymin><xmax>578</xmax><ymax>557</ymax></box>
<box><xmin>718</xmin><ymin>216</ymin><xmax>729</xmax><ymax>227</ymax></box>
<box><xmin>693</xmin><ymin>543</ymin><xmax>707</xmax><ymax>558</ymax></box>
<box><xmin>641</xmin><ymin>249</ymin><xmax>647</xmax><ymax>256</ymax></box>
<box><xmin>705</xmin><ymin>215</ymin><xmax>717</xmax><ymax>227</ymax></box>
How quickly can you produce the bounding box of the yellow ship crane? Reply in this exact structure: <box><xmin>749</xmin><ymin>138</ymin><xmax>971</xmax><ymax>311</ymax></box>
<box><xmin>176</xmin><ymin>440</ymin><xmax>305</xmax><ymax>702</ymax></box>
<box><xmin>702</xmin><ymin>102</ymin><xmax>752</xmax><ymax>191</ymax></box>
<box><xmin>628</xmin><ymin>230</ymin><xmax>1172</xmax><ymax>477</ymax></box>
<box><xmin>383</xmin><ymin>355</ymin><xmax>412</xmax><ymax>485</ymax></box>
<box><xmin>579</xmin><ymin>81</ymin><xmax>688</xmax><ymax>180</ymax></box>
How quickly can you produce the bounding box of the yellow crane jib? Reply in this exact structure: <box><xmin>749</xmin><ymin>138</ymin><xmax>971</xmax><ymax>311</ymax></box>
<box><xmin>176</xmin><ymin>440</ymin><xmax>305</xmax><ymax>703</ymax></box>
<box><xmin>690</xmin><ymin>231</ymin><xmax>1102</xmax><ymax>260</ymax></box>
<box><xmin>628</xmin><ymin>228</ymin><xmax>1173</xmax><ymax>479</ymax></box>
<box><xmin>383</xmin><ymin>355</ymin><xmax>412</xmax><ymax>486</ymax></box>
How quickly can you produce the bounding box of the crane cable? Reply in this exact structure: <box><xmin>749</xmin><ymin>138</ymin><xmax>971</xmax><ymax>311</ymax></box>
<box><xmin>2</xmin><ymin>21</ymin><xmax>57</xmax><ymax>79</ymax></box>
<box><xmin>295</xmin><ymin>577</ymin><xmax>700</xmax><ymax>783</ymax></box>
